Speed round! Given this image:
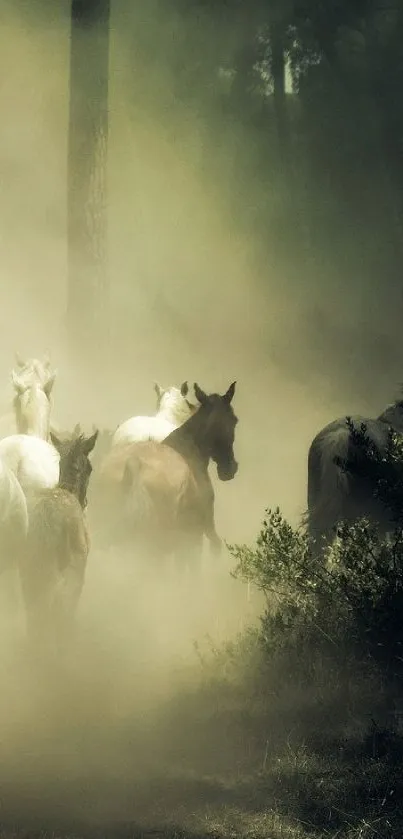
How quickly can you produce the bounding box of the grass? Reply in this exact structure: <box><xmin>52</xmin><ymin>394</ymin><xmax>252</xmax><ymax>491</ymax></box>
<box><xmin>0</xmin><ymin>655</ymin><xmax>401</xmax><ymax>839</ymax></box>
<box><xmin>0</xmin><ymin>748</ymin><xmax>401</xmax><ymax>838</ymax></box>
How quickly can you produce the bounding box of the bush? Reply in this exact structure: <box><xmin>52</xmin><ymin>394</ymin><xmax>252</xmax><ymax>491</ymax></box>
<box><xmin>228</xmin><ymin>420</ymin><xmax>403</xmax><ymax>685</ymax></box>
<box><xmin>228</xmin><ymin>506</ymin><xmax>403</xmax><ymax>685</ymax></box>
<box><xmin>180</xmin><ymin>421</ymin><xmax>403</xmax><ymax>837</ymax></box>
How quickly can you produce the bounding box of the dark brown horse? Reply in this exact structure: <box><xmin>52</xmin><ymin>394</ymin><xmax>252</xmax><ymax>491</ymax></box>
<box><xmin>307</xmin><ymin>395</ymin><xmax>403</xmax><ymax>556</ymax></box>
<box><xmin>95</xmin><ymin>382</ymin><xmax>238</xmax><ymax>566</ymax></box>
<box><xmin>20</xmin><ymin>428</ymin><xmax>98</xmax><ymax>656</ymax></box>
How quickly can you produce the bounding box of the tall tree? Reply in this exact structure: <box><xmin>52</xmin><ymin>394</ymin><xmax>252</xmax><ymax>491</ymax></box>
<box><xmin>66</xmin><ymin>0</ymin><xmax>111</xmax><ymax>350</ymax></box>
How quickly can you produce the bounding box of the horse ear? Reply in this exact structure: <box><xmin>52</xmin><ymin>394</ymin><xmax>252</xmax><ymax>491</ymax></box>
<box><xmin>14</xmin><ymin>352</ymin><xmax>25</xmax><ymax>369</ymax></box>
<box><xmin>154</xmin><ymin>382</ymin><xmax>164</xmax><ymax>399</ymax></box>
<box><xmin>43</xmin><ymin>372</ymin><xmax>56</xmax><ymax>399</ymax></box>
<box><xmin>194</xmin><ymin>383</ymin><xmax>208</xmax><ymax>405</ymax></box>
<box><xmin>83</xmin><ymin>429</ymin><xmax>99</xmax><ymax>455</ymax></box>
<box><xmin>73</xmin><ymin>422</ymin><xmax>81</xmax><ymax>437</ymax></box>
<box><xmin>180</xmin><ymin>381</ymin><xmax>189</xmax><ymax>397</ymax></box>
<box><xmin>50</xmin><ymin>431</ymin><xmax>62</xmax><ymax>451</ymax></box>
<box><xmin>223</xmin><ymin>381</ymin><xmax>236</xmax><ymax>404</ymax></box>
<box><xmin>11</xmin><ymin>371</ymin><xmax>25</xmax><ymax>394</ymax></box>
<box><xmin>43</xmin><ymin>349</ymin><xmax>51</xmax><ymax>368</ymax></box>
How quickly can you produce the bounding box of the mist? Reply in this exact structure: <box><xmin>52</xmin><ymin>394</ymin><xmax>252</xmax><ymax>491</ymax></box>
<box><xmin>0</xmin><ymin>1</ymin><xmax>400</xmax><ymax>833</ymax></box>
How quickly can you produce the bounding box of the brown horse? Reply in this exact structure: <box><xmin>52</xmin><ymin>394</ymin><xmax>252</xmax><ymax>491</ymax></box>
<box><xmin>20</xmin><ymin>428</ymin><xmax>98</xmax><ymax>657</ymax></box>
<box><xmin>95</xmin><ymin>382</ymin><xmax>238</xmax><ymax>566</ymax></box>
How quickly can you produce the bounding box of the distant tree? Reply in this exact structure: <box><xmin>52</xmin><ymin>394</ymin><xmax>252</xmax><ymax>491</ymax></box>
<box><xmin>66</xmin><ymin>0</ymin><xmax>111</xmax><ymax>349</ymax></box>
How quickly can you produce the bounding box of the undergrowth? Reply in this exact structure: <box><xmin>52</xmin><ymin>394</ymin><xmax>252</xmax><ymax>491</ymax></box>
<box><xmin>188</xmin><ymin>423</ymin><xmax>403</xmax><ymax>836</ymax></box>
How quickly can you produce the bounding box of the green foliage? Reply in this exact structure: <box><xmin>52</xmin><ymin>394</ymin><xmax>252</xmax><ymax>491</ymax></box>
<box><xmin>336</xmin><ymin>418</ymin><xmax>403</xmax><ymax>527</ymax></box>
<box><xmin>212</xmin><ymin>412</ymin><xmax>403</xmax><ymax>835</ymax></box>
<box><xmin>229</xmin><ymin>500</ymin><xmax>403</xmax><ymax>680</ymax></box>
<box><xmin>227</xmin><ymin>413</ymin><xmax>403</xmax><ymax>683</ymax></box>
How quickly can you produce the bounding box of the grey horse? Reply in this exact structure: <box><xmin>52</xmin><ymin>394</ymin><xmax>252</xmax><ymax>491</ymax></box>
<box><xmin>306</xmin><ymin>395</ymin><xmax>403</xmax><ymax>554</ymax></box>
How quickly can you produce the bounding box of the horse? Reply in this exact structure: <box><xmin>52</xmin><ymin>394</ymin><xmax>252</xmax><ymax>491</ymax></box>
<box><xmin>96</xmin><ymin>382</ymin><xmax>238</xmax><ymax>567</ymax></box>
<box><xmin>0</xmin><ymin>353</ymin><xmax>58</xmax><ymax>440</ymax></box>
<box><xmin>112</xmin><ymin>381</ymin><xmax>196</xmax><ymax>447</ymax></box>
<box><xmin>306</xmin><ymin>394</ymin><xmax>403</xmax><ymax>555</ymax></box>
<box><xmin>11</xmin><ymin>370</ymin><xmax>55</xmax><ymax>439</ymax></box>
<box><xmin>19</xmin><ymin>428</ymin><xmax>98</xmax><ymax>656</ymax></box>
<box><xmin>0</xmin><ymin>459</ymin><xmax>29</xmax><ymax>626</ymax></box>
<box><xmin>13</xmin><ymin>351</ymin><xmax>56</xmax><ymax>390</ymax></box>
<box><xmin>0</xmin><ymin>375</ymin><xmax>59</xmax><ymax>496</ymax></box>
<box><xmin>0</xmin><ymin>459</ymin><xmax>28</xmax><ymax>568</ymax></box>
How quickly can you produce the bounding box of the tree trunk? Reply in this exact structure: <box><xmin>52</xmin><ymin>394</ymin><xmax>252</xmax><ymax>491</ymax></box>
<box><xmin>364</xmin><ymin>7</ymin><xmax>403</xmax><ymax>265</ymax></box>
<box><xmin>66</xmin><ymin>0</ymin><xmax>111</xmax><ymax>351</ymax></box>
<box><xmin>269</xmin><ymin>17</ymin><xmax>289</xmax><ymax>171</ymax></box>
<box><xmin>269</xmin><ymin>12</ymin><xmax>316</xmax><ymax>276</ymax></box>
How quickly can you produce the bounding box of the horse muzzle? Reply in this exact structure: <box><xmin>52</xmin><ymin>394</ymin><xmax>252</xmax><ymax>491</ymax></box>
<box><xmin>217</xmin><ymin>460</ymin><xmax>238</xmax><ymax>481</ymax></box>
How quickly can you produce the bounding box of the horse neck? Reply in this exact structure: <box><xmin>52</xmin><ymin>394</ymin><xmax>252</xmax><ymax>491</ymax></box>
<box><xmin>58</xmin><ymin>464</ymin><xmax>84</xmax><ymax>506</ymax></box>
<box><xmin>26</xmin><ymin>419</ymin><xmax>50</xmax><ymax>440</ymax></box>
<box><xmin>164</xmin><ymin>410</ymin><xmax>210</xmax><ymax>472</ymax></box>
<box><xmin>15</xmin><ymin>389</ymin><xmax>51</xmax><ymax>440</ymax></box>
<box><xmin>157</xmin><ymin>407</ymin><xmax>176</xmax><ymax>424</ymax></box>
<box><xmin>156</xmin><ymin>402</ymin><xmax>183</xmax><ymax>425</ymax></box>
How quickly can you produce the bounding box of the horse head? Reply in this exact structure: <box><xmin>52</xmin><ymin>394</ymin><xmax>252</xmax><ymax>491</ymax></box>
<box><xmin>13</xmin><ymin>352</ymin><xmax>57</xmax><ymax>392</ymax></box>
<box><xmin>11</xmin><ymin>371</ymin><xmax>55</xmax><ymax>439</ymax></box>
<box><xmin>50</xmin><ymin>429</ymin><xmax>99</xmax><ymax>508</ymax></box>
<box><xmin>193</xmin><ymin>381</ymin><xmax>238</xmax><ymax>481</ymax></box>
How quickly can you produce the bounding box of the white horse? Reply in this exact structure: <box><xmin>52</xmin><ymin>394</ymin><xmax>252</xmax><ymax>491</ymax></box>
<box><xmin>0</xmin><ymin>459</ymin><xmax>28</xmax><ymax>573</ymax></box>
<box><xmin>112</xmin><ymin>381</ymin><xmax>196</xmax><ymax>447</ymax></box>
<box><xmin>0</xmin><ymin>360</ymin><xmax>58</xmax><ymax>615</ymax></box>
<box><xmin>0</xmin><ymin>458</ymin><xmax>29</xmax><ymax>621</ymax></box>
<box><xmin>0</xmin><ymin>375</ymin><xmax>59</xmax><ymax>496</ymax></box>
<box><xmin>13</xmin><ymin>352</ymin><xmax>56</xmax><ymax>390</ymax></box>
<box><xmin>11</xmin><ymin>372</ymin><xmax>55</xmax><ymax>439</ymax></box>
<box><xmin>0</xmin><ymin>353</ymin><xmax>58</xmax><ymax>439</ymax></box>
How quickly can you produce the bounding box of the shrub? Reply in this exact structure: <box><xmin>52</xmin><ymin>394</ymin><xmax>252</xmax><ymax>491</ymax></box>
<box><xmin>228</xmin><ymin>419</ymin><xmax>403</xmax><ymax>684</ymax></box>
<box><xmin>229</xmin><ymin>508</ymin><xmax>403</xmax><ymax>684</ymax></box>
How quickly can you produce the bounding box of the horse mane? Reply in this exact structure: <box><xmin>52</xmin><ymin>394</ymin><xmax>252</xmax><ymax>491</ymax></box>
<box><xmin>67</xmin><ymin>433</ymin><xmax>87</xmax><ymax>449</ymax></box>
<box><xmin>57</xmin><ymin>432</ymin><xmax>87</xmax><ymax>453</ymax></box>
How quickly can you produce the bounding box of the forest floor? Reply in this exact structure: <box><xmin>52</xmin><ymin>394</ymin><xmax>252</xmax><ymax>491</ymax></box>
<box><xmin>0</xmin><ymin>553</ymin><xmax>401</xmax><ymax>839</ymax></box>
<box><xmin>0</xmin><ymin>671</ymin><xmax>401</xmax><ymax>839</ymax></box>
<box><xmin>0</xmin><ymin>753</ymin><xmax>401</xmax><ymax>839</ymax></box>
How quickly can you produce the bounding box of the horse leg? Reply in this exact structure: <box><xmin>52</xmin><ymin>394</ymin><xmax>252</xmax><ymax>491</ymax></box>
<box><xmin>206</xmin><ymin>528</ymin><xmax>222</xmax><ymax>558</ymax></box>
<box><xmin>308</xmin><ymin>525</ymin><xmax>335</xmax><ymax>562</ymax></box>
<box><xmin>202</xmin><ymin>495</ymin><xmax>221</xmax><ymax>557</ymax></box>
<box><xmin>18</xmin><ymin>557</ymin><xmax>56</xmax><ymax>663</ymax></box>
<box><xmin>23</xmin><ymin>601</ymin><xmax>54</xmax><ymax>664</ymax></box>
<box><xmin>198</xmin><ymin>474</ymin><xmax>222</xmax><ymax>559</ymax></box>
<box><xmin>174</xmin><ymin>528</ymin><xmax>204</xmax><ymax>576</ymax></box>
<box><xmin>0</xmin><ymin>522</ymin><xmax>27</xmax><ymax>632</ymax></box>
<box><xmin>51</xmin><ymin>549</ymin><xmax>87</xmax><ymax>659</ymax></box>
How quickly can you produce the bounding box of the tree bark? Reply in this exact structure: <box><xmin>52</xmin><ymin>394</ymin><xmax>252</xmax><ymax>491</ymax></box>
<box><xmin>66</xmin><ymin>0</ymin><xmax>111</xmax><ymax>350</ymax></box>
<box><xmin>269</xmin><ymin>12</ymin><xmax>316</xmax><ymax>275</ymax></box>
<box><xmin>269</xmin><ymin>17</ymin><xmax>289</xmax><ymax>170</ymax></box>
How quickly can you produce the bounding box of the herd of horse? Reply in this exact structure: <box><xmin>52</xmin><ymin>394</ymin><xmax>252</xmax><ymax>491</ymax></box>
<box><xmin>0</xmin><ymin>354</ymin><xmax>238</xmax><ymax>655</ymax></box>
<box><xmin>0</xmin><ymin>350</ymin><xmax>402</xmax><ymax>656</ymax></box>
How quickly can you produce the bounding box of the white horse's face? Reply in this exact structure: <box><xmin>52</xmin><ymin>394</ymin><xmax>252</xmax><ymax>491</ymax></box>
<box><xmin>13</xmin><ymin>355</ymin><xmax>56</xmax><ymax>391</ymax></box>
<box><xmin>12</xmin><ymin>376</ymin><xmax>54</xmax><ymax>439</ymax></box>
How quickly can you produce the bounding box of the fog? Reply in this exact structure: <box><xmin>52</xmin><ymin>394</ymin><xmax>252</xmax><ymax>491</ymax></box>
<box><xmin>0</xmin><ymin>1</ymin><xmax>399</xmax><ymax>833</ymax></box>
